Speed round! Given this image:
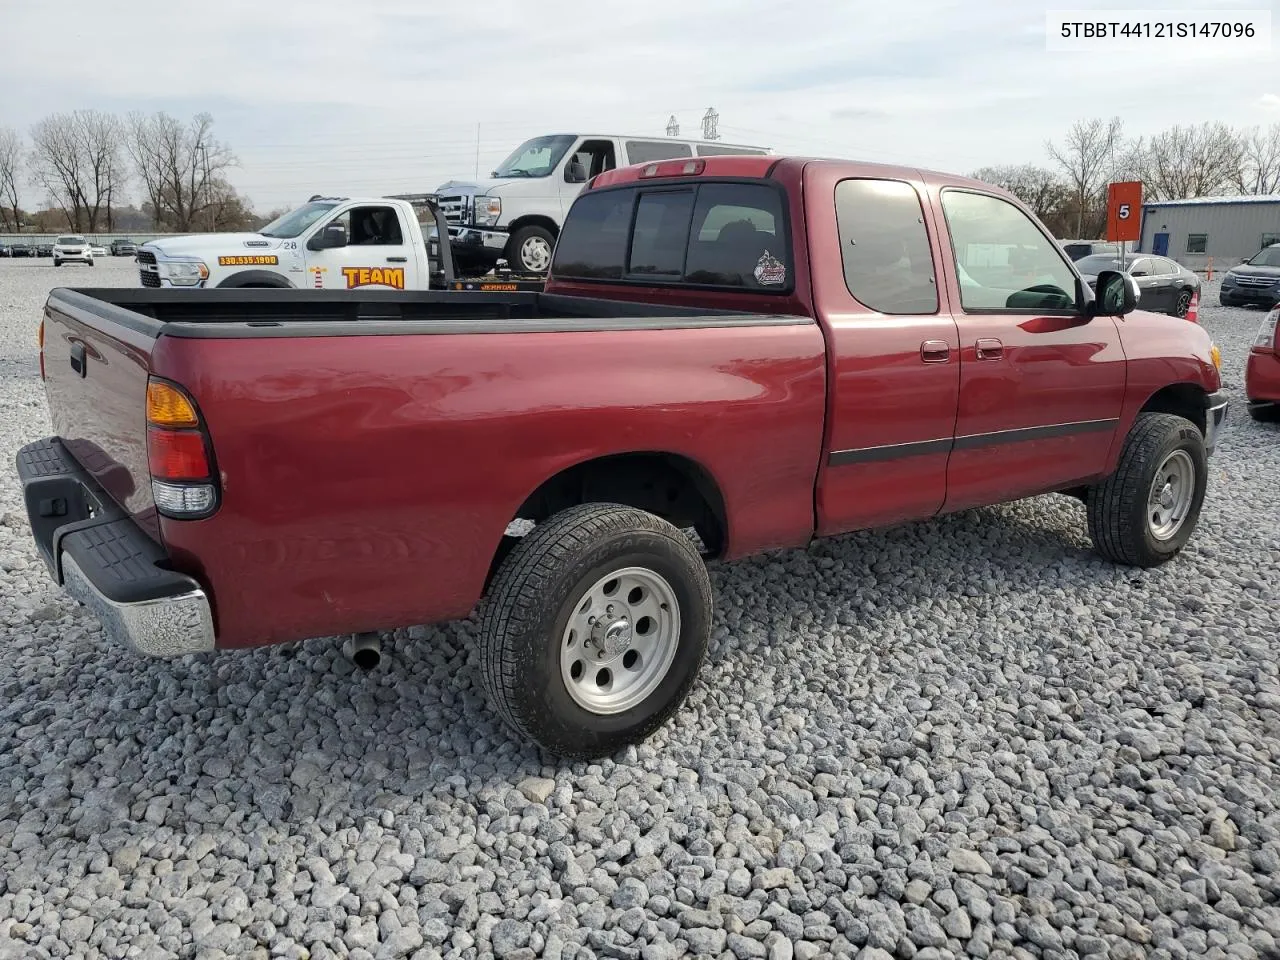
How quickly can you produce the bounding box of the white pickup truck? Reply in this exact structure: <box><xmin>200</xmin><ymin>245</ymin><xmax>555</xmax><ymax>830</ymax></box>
<box><xmin>135</xmin><ymin>194</ymin><xmax>528</xmax><ymax>291</ymax></box>
<box><xmin>436</xmin><ymin>132</ymin><xmax>771</xmax><ymax>275</ymax></box>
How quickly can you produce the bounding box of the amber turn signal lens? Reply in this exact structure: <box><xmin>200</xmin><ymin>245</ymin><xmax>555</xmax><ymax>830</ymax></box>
<box><xmin>147</xmin><ymin>380</ymin><xmax>199</xmax><ymax>427</ymax></box>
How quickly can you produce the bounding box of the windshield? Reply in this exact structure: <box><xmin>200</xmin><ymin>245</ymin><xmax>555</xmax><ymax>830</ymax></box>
<box><xmin>57</xmin><ymin>236</ymin><xmax>83</xmax><ymax>244</ymax></box>
<box><xmin>492</xmin><ymin>135</ymin><xmax>577</xmax><ymax>179</ymax></box>
<box><xmin>259</xmin><ymin>201</ymin><xmax>339</xmax><ymax>238</ymax></box>
<box><xmin>1248</xmin><ymin>246</ymin><xmax>1280</xmax><ymax>267</ymax></box>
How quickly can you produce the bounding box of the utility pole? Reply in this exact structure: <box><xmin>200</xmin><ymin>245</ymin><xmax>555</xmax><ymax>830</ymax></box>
<box><xmin>701</xmin><ymin>108</ymin><xmax>720</xmax><ymax>141</ymax></box>
<box><xmin>475</xmin><ymin>123</ymin><xmax>481</xmax><ymax>178</ymax></box>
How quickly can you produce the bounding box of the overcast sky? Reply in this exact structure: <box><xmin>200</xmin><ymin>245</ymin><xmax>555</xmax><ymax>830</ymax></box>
<box><xmin>2</xmin><ymin>0</ymin><xmax>1277</xmax><ymax>212</ymax></box>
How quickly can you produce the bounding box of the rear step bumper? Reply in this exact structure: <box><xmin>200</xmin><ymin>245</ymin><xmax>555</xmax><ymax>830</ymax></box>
<box><xmin>15</xmin><ymin>437</ymin><xmax>215</xmax><ymax>657</ymax></box>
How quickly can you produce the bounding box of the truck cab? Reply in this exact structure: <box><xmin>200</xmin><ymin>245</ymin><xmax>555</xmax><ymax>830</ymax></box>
<box><xmin>435</xmin><ymin>132</ymin><xmax>771</xmax><ymax>275</ymax></box>
<box><xmin>136</xmin><ymin>195</ymin><xmax>444</xmax><ymax>290</ymax></box>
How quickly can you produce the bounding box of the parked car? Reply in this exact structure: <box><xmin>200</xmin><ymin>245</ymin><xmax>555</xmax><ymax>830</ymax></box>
<box><xmin>1219</xmin><ymin>244</ymin><xmax>1280</xmax><ymax>307</ymax></box>
<box><xmin>110</xmin><ymin>237</ymin><xmax>137</xmax><ymax>256</ymax></box>
<box><xmin>90</xmin><ymin>241</ymin><xmax>108</xmax><ymax>258</ymax></box>
<box><xmin>1061</xmin><ymin>239</ymin><xmax>1121</xmax><ymax>262</ymax></box>
<box><xmin>0</xmin><ymin>241</ymin><xmax>9</xmax><ymax>257</ymax></box>
<box><xmin>35</xmin><ymin>241</ymin><xmax>54</xmax><ymax>257</ymax></box>
<box><xmin>1073</xmin><ymin>253</ymin><xmax>1201</xmax><ymax>318</ymax></box>
<box><xmin>1246</xmin><ymin>306</ymin><xmax>1280</xmax><ymax>421</ymax></box>
<box><xmin>52</xmin><ymin>235</ymin><xmax>94</xmax><ymax>267</ymax></box>
<box><xmin>434</xmin><ymin>131</ymin><xmax>771</xmax><ymax>274</ymax></box>
<box><xmin>17</xmin><ymin>154</ymin><xmax>1227</xmax><ymax>758</ymax></box>
<box><xmin>9</xmin><ymin>242</ymin><xmax>32</xmax><ymax>258</ymax></box>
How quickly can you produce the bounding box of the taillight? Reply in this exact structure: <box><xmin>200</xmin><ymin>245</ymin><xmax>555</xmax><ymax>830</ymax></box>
<box><xmin>145</xmin><ymin>377</ymin><xmax>218</xmax><ymax>518</ymax></box>
<box><xmin>38</xmin><ymin>318</ymin><xmax>45</xmax><ymax>381</ymax></box>
<box><xmin>1255</xmin><ymin>308</ymin><xmax>1279</xmax><ymax>349</ymax></box>
<box><xmin>638</xmin><ymin>158</ymin><xmax>706</xmax><ymax>178</ymax></box>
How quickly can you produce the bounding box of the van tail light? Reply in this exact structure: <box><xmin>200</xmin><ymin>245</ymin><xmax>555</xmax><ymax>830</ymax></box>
<box><xmin>38</xmin><ymin>318</ymin><xmax>45</xmax><ymax>381</ymax></box>
<box><xmin>1255</xmin><ymin>308</ymin><xmax>1279</xmax><ymax>349</ymax></box>
<box><xmin>146</xmin><ymin>377</ymin><xmax>218</xmax><ymax>518</ymax></box>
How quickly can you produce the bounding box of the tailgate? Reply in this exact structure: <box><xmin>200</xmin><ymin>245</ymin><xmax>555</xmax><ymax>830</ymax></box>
<box><xmin>41</xmin><ymin>290</ymin><xmax>160</xmax><ymax>542</ymax></box>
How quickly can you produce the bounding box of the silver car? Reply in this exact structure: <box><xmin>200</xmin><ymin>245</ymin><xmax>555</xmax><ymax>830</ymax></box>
<box><xmin>52</xmin><ymin>235</ymin><xmax>95</xmax><ymax>267</ymax></box>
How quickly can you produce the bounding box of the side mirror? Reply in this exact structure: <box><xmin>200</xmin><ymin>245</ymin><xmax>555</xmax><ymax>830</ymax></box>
<box><xmin>1091</xmin><ymin>269</ymin><xmax>1139</xmax><ymax>317</ymax></box>
<box><xmin>308</xmin><ymin>222</ymin><xmax>347</xmax><ymax>251</ymax></box>
<box><xmin>564</xmin><ymin>161</ymin><xmax>587</xmax><ymax>184</ymax></box>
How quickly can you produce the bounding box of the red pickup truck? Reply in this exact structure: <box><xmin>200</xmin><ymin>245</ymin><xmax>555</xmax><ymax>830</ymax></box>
<box><xmin>18</xmin><ymin>155</ymin><xmax>1227</xmax><ymax>757</ymax></box>
<box><xmin>1246</xmin><ymin>306</ymin><xmax>1280</xmax><ymax>421</ymax></box>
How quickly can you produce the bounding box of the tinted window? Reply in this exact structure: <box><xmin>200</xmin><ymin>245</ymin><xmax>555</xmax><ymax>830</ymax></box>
<box><xmin>1128</xmin><ymin>258</ymin><xmax>1155</xmax><ymax>276</ymax></box>
<box><xmin>628</xmin><ymin>190</ymin><xmax>694</xmax><ymax>277</ymax></box>
<box><xmin>554</xmin><ymin>181</ymin><xmax>790</xmax><ymax>290</ymax></box>
<box><xmin>1155</xmin><ymin>257</ymin><xmax>1180</xmax><ymax>275</ymax></box>
<box><xmin>695</xmin><ymin>144</ymin><xmax>768</xmax><ymax>156</ymax></box>
<box><xmin>1073</xmin><ymin>254</ymin><xmax>1124</xmax><ymax>274</ymax></box>
<box><xmin>940</xmin><ymin>190</ymin><xmax>1077</xmax><ymax>312</ymax></box>
<box><xmin>684</xmin><ymin>183</ymin><xmax>790</xmax><ymax>289</ymax></box>
<box><xmin>626</xmin><ymin>140</ymin><xmax>693</xmax><ymax>163</ymax></box>
<box><xmin>553</xmin><ymin>189</ymin><xmax>634</xmax><ymax>279</ymax></box>
<box><xmin>1062</xmin><ymin>243</ymin><xmax>1091</xmax><ymax>261</ymax></box>
<box><xmin>835</xmin><ymin>178</ymin><xmax>937</xmax><ymax>314</ymax></box>
<box><xmin>1187</xmin><ymin>234</ymin><xmax>1208</xmax><ymax>254</ymax></box>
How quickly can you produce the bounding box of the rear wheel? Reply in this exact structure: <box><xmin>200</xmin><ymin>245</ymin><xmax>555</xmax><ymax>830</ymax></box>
<box><xmin>1086</xmin><ymin>412</ymin><xmax>1207</xmax><ymax>567</ymax></box>
<box><xmin>53</xmin><ymin>260</ymin><xmax>61</xmax><ymax>267</ymax></box>
<box><xmin>1249</xmin><ymin>401</ymin><xmax>1280</xmax><ymax>423</ymax></box>
<box><xmin>479</xmin><ymin>503</ymin><xmax>713</xmax><ymax>758</ymax></box>
<box><xmin>1174</xmin><ymin>289</ymin><xmax>1193</xmax><ymax>317</ymax></box>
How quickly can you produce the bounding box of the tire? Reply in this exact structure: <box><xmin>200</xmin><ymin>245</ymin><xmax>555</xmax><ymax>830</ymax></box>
<box><xmin>1218</xmin><ymin>296</ymin><xmax>1236</xmax><ymax>307</ymax></box>
<box><xmin>1086</xmin><ymin>412</ymin><xmax>1208</xmax><ymax>568</ymax></box>
<box><xmin>505</xmin><ymin>225</ymin><xmax>556</xmax><ymax>274</ymax></box>
<box><xmin>479</xmin><ymin>502</ymin><xmax>713</xmax><ymax>758</ymax></box>
<box><xmin>1249</xmin><ymin>402</ymin><xmax>1280</xmax><ymax>423</ymax></box>
<box><xmin>53</xmin><ymin>260</ymin><xmax>61</xmax><ymax>268</ymax></box>
<box><xmin>1174</xmin><ymin>289</ymin><xmax>1193</xmax><ymax>318</ymax></box>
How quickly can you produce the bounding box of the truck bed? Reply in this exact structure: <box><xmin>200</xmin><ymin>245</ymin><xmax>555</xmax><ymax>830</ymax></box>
<box><xmin>51</xmin><ymin>287</ymin><xmax>778</xmax><ymax>333</ymax></box>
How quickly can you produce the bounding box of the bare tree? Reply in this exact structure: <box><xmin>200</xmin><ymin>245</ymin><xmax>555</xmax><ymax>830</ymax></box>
<box><xmin>126</xmin><ymin>111</ymin><xmax>235</xmax><ymax>231</ymax></box>
<box><xmin>1127</xmin><ymin>122</ymin><xmax>1243</xmax><ymax>200</ymax></box>
<box><xmin>28</xmin><ymin>110</ymin><xmax>126</xmax><ymax>232</ymax></box>
<box><xmin>971</xmin><ymin>164</ymin><xmax>1071</xmax><ymax>224</ymax></box>
<box><xmin>1235</xmin><ymin>124</ymin><xmax>1280</xmax><ymax>195</ymax></box>
<box><xmin>0</xmin><ymin>126</ymin><xmax>22</xmax><ymax>231</ymax></box>
<box><xmin>1046</xmin><ymin>117</ymin><xmax>1124</xmax><ymax>237</ymax></box>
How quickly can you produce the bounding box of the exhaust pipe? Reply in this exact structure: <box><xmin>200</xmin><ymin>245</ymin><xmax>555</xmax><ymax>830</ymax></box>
<box><xmin>351</xmin><ymin>632</ymin><xmax>381</xmax><ymax>671</ymax></box>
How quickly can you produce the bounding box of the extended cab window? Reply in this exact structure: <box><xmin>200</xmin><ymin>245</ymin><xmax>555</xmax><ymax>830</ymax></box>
<box><xmin>940</xmin><ymin>190</ymin><xmax>1078</xmax><ymax>312</ymax></box>
<box><xmin>835</xmin><ymin>178</ymin><xmax>937</xmax><ymax>314</ymax></box>
<box><xmin>554</xmin><ymin>181</ymin><xmax>791</xmax><ymax>291</ymax></box>
<box><xmin>330</xmin><ymin>205</ymin><xmax>403</xmax><ymax>246</ymax></box>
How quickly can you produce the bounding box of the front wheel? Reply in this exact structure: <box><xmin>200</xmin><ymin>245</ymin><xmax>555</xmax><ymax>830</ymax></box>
<box><xmin>505</xmin><ymin>225</ymin><xmax>555</xmax><ymax>274</ymax></box>
<box><xmin>1086</xmin><ymin>412</ymin><xmax>1208</xmax><ymax>567</ymax></box>
<box><xmin>479</xmin><ymin>503</ymin><xmax>713</xmax><ymax>758</ymax></box>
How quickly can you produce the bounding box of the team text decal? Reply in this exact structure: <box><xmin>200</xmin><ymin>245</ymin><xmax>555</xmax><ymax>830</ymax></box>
<box><xmin>341</xmin><ymin>266</ymin><xmax>406</xmax><ymax>290</ymax></box>
<box><xmin>218</xmin><ymin>255</ymin><xmax>279</xmax><ymax>266</ymax></box>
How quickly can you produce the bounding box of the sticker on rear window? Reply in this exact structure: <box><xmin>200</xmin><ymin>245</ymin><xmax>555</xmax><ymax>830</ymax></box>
<box><xmin>754</xmin><ymin>250</ymin><xmax>786</xmax><ymax>286</ymax></box>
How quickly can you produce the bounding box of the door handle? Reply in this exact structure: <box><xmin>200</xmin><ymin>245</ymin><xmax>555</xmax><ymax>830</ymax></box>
<box><xmin>386</xmin><ymin>256</ymin><xmax>408</xmax><ymax>263</ymax></box>
<box><xmin>69</xmin><ymin>341</ymin><xmax>86</xmax><ymax>377</ymax></box>
<box><xmin>976</xmin><ymin>338</ymin><xmax>1003</xmax><ymax>361</ymax></box>
<box><xmin>920</xmin><ymin>340</ymin><xmax>950</xmax><ymax>363</ymax></box>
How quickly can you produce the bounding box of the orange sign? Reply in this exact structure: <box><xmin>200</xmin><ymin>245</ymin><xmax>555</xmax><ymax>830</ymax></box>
<box><xmin>1106</xmin><ymin>181</ymin><xmax>1143</xmax><ymax>242</ymax></box>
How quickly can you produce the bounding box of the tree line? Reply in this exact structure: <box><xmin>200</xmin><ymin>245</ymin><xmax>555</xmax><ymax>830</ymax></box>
<box><xmin>972</xmin><ymin>118</ymin><xmax>1280</xmax><ymax>240</ymax></box>
<box><xmin>0</xmin><ymin>110</ymin><xmax>256</xmax><ymax>233</ymax></box>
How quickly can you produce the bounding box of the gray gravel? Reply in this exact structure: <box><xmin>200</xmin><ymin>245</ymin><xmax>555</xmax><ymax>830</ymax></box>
<box><xmin>1</xmin><ymin>257</ymin><xmax>1278</xmax><ymax>959</ymax></box>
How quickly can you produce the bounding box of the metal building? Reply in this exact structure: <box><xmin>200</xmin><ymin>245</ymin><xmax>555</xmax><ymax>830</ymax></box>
<box><xmin>1138</xmin><ymin>195</ymin><xmax>1280</xmax><ymax>271</ymax></box>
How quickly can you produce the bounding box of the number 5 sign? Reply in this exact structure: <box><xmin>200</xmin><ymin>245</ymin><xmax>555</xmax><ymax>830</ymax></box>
<box><xmin>1106</xmin><ymin>181</ymin><xmax>1143</xmax><ymax>243</ymax></box>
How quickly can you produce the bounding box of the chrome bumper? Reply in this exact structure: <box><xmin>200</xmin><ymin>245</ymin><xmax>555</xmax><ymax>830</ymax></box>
<box><xmin>16</xmin><ymin>437</ymin><xmax>216</xmax><ymax>658</ymax></box>
<box><xmin>61</xmin><ymin>554</ymin><xmax>215</xmax><ymax>657</ymax></box>
<box><xmin>448</xmin><ymin>226</ymin><xmax>509</xmax><ymax>253</ymax></box>
<box><xmin>1205</xmin><ymin>392</ymin><xmax>1229</xmax><ymax>455</ymax></box>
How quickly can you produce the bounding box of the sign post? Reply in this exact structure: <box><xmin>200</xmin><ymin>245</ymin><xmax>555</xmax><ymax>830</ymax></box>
<box><xmin>1106</xmin><ymin>181</ymin><xmax>1143</xmax><ymax>266</ymax></box>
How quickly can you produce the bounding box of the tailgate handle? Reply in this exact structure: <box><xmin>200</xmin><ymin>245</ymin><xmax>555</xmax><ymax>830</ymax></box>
<box><xmin>69</xmin><ymin>341</ymin><xmax>87</xmax><ymax>377</ymax></box>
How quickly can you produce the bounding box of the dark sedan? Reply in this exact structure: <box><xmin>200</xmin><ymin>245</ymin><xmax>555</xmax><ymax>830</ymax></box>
<box><xmin>35</xmin><ymin>241</ymin><xmax>54</xmax><ymax>257</ymax></box>
<box><xmin>9</xmin><ymin>242</ymin><xmax>33</xmax><ymax>258</ymax></box>
<box><xmin>1075</xmin><ymin>253</ymin><xmax>1200</xmax><ymax>318</ymax></box>
<box><xmin>1219</xmin><ymin>244</ymin><xmax>1280</xmax><ymax>307</ymax></box>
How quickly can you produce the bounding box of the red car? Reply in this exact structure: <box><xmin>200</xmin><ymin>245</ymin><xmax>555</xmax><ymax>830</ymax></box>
<box><xmin>1246</xmin><ymin>307</ymin><xmax>1280</xmax><ymax>421</ymax></box>
<box><xmin>18</xmin><ymin>155</ymin><xmax>1227</xmax><ymax>757</ymax></box>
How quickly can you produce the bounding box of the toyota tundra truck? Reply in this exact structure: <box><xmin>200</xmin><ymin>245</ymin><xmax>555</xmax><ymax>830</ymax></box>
<box><xmin>17</xmin><ymin>154</ymin><xmax>1228</xmax><ymax>758</ymax></box>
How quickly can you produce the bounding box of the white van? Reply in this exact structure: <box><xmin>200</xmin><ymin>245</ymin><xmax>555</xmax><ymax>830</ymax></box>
<box><xmin>435</xmin><ymin>133</ymin><xmax>771</xmax><ymax>274</ymax></box>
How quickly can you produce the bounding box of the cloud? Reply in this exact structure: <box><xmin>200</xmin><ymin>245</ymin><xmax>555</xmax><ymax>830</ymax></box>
<box><xmin>3</xmin><ymin>0</ymin><xmax>1276</xmax><ymax>210</ymax></box>
<box><xmin>1259</xmin><ymin>94</ymin><xmax>1280</xmax><ymax>110</ymax></box>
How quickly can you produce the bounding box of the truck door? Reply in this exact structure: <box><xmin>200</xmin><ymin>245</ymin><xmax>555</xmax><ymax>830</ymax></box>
<box><xmin>812</xmin><ymin>172</ymin><xmax>962</xmax><ymax>535</ymax></box>
<box><xmin>932</xmin><ymin>186</ymin><xmax>1126</xmax><ymax>512</ymax></box>
<box><xmin>304</xmin><ymin>203</ymin><xmax>419</xmax><ymax>290</ymax></box>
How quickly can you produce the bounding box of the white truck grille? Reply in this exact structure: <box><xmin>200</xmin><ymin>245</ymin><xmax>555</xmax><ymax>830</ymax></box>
<box><xmin>438</xmin><ymin>195</ymin><xmax>469</xmax><ymax>226</ymax></box>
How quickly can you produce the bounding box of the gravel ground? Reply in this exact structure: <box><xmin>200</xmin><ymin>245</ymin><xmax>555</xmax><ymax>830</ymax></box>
<box><xmin>1</xmin><ymin>258</ymin><xmax>1278</xmax><ymax>960</ymax></box>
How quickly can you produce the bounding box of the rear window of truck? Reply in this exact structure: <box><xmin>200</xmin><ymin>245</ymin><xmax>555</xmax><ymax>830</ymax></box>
<box><xmin>553</xmin><ymin>181</ymin><xmax>792</xmax><ymax>292</ymax></box>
